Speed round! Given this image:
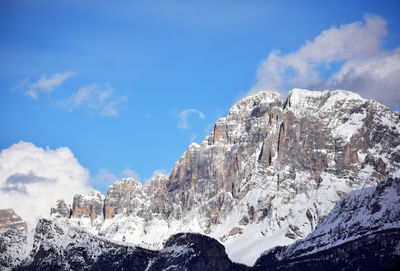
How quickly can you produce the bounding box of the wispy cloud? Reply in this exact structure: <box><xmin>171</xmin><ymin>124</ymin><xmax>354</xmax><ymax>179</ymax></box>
<box><xmin>65</xmin><ymin>83</ymin><xmax>127</xmax><ymax>117</ymax></box>
<box><xmin>177</xmin><ymin>108</ymin><xmax>205</xmax><ymax>130</ymax></box>
<box><xmin>16</xmin><ymin>71</ymin><xmax>74</xmax><ymax>99</ymax></box>
<box><xmin>252</xmin><ymin>14</ymin><xmax>400</xmax><ymax>107</ymax></box>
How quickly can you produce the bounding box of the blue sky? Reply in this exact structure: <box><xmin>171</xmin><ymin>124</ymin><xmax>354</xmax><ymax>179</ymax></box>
<box><xmin>1</xmin><ymin>0</ymin><xmax>400</xmax><ymax>194</ymax></box>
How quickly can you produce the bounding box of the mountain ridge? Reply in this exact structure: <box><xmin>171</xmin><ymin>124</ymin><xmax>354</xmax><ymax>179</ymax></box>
<box><xmin>2</xmin><ymin>172</ymin><xmax>399</xmax><ymax>270</ymax></box>
<box><xmin>48</xmin><ymin>88</ymin><xmax>400</xmax><ymax>265</ymax></box>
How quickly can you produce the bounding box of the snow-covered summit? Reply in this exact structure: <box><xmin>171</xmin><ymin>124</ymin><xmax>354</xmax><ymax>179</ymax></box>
<box><xmin>288</xmin><ymin>88</ymin><xmax>364</xmax><ymax>107</ymax></box>
<box><xmin>227</xmin><ymin>91</ymin><xmax>284</xmax><ymax>121</ymax></box>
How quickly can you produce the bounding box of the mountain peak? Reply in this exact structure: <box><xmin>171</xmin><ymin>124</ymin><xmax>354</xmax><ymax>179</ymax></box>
<box><xmin>227</xmin><ymin>91</ymin><xmax>284</xmax><ymax>121</ymax></box>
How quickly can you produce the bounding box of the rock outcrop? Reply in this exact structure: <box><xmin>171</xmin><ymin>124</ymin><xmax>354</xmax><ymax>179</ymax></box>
<box><xmin>50</xmin><ymin>200</ymin><xmax>71</xmax><ymax>219</ymax></box>
<box><xmin>104</xmin><ymin>178</ymin><xmax>146</xmax><ymax>219</ymax></box>
<box><xmin>71</xmin><ymin>190</ymin><xmax>104</xmax><ymax>220</ymax></box>
<box><xmin>0</xmin><ymin>209</ymin><xmax>27</xmax><ymax>233</ymax></box>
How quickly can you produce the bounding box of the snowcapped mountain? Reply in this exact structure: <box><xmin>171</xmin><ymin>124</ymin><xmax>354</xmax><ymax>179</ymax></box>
<box><xmin>1</xmin><ymin>88</ymin><xmax>400</xmax><ymax>270</ymax></box>
<box><xmin>5</xmin><ymin>217</ymin><xmax>246</xmax><ymax>271</ymax></box>
<box><xmin>13</xmin><ymin>218</ymin><xmax>157</xmax><ymax>271</ymax></box>
<box><xmin>2</xmin><ymin>173</ymin><xmax>399</xmax><ymax>270</ymax></box>
<box><xmin>59</xmin><ymin>88</ymin><xmax>400</xmax><ymax>265</ymax></box>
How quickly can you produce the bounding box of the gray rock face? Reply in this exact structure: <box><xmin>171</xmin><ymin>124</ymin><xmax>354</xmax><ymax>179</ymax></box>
<box><xmin>160</xmin><ymin>89</ymin><xmax>400</xmax><ymax>230</ymax></box>
<box><xmin>0</xmin><ymin>209</ymin><xmax>27</xmax><ymax>233</ymax></box>
<box><xmin>71</xmin><ymin>190</ymin><xmax>104</xmax><ymax>221</ymax></box>
<box><xmin>56</xmin><ymin>89</ymin><xmax>400</xmax><ymax>265</ymax></box>
<box><xmin>50</xmin><ymin>199</ymin><xmax>71</xmax><ymax>219</ymax></box>
<box><xmin>104</xmin><ymin>178</ymin><xmax>147</xmax><ymax>219</ymax></box>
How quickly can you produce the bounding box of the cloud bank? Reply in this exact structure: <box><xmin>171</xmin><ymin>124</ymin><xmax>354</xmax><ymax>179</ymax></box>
<box><xmin>0</xmin><ymin>141</ymin><xmax>90</xmax><ymax>228</ymax></box>
<box><xmin>252</xmin><ymin>15</ymin><xmax>400</xmax><ymax>107</ymax></box>
<box><xmin>17</xmin><ymin>71</ymin><xmax>74</xmax><ymax>99</ymax></box>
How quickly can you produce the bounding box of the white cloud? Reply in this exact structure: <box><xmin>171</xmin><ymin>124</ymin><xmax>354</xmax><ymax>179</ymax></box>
<box><xmin>0</xmin><ymin>141</ymin><xmax>90</xmax><ymax>228</ymax></box>
<box><xmin>17</xmin><ymin>71</ymin><xmax>74</xmax><ymax>99</ymax></box>
<box><xmin>313</xmin><ymin>48</ymin><xmax>400</xmax><ymax>105</ymax></box>
<box><xmin>66</xmin><ymin>83</ymin><xmax>127</xmax><ymax>117</ymax></box>
<box><xmin>252</xmin><ymin>15</ymin><xmax>400</xmax><ymax>107</ymax></box>
<box><xmin>177</xmin><ymin>108</ymin><xmax>205</xmax><ymax>130</ymax></box>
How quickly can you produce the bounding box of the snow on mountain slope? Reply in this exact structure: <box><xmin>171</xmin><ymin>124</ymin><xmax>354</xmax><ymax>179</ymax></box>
<box><xmin>15</xmin><ymin>217</ymin><xmax>157</xmax><ymax>270</ymax></box>
<box><xmin>0</xmin><ymin>229</ymin><xmax>32</xmax><ymax>271</ymax></box>
<box><xmin>253</xmin><ymin>173</ymin><xmax>400</xmax><ymax>270</ymax></box>
<box><xmin>280</xmin><ymin>172</ymin><xmax>400</xmax><ymax>257</ymax></box>
<box><xmin>4</xmin><ymin>173</ymin><xmax>398</xmax><ymax>270</ymax></box>
<box><xmin>53</xmin><ymin>89</ymin><xmax>400</xmax><ymax>265</ymax></box>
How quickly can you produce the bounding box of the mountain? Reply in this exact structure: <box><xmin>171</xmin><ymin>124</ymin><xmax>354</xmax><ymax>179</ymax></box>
<box><xmin>9</xmin><ymin>217</ymin><xmax>247</xmax><ymax>271</ymax></box>
<box><xmin>1</xmin><ymin>88</ymin><xmax>399</xmax><ymax>269</ymax></box>
<box><xmin>3</xmin><ymin>173</ymin><xmax>399</xmax><ymax>270</ymax></box>
<box><xmin>0</xmin><ymin>209</ymin><xmax>29</xmax><ymax>270</ymax></box>
<box><xmin>13</xmin><ymin>218</ymin><xmax>156</xmax><ymax>271</ymax></box>
<box><xmin>62</xmin><ymin>89</ymin><xmax>400</xmax><ymax>265</ymax></box>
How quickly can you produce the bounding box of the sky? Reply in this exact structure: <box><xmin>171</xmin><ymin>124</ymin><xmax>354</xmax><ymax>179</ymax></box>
<box><xmin>0</xmin><ymin>0</ymin><xmax>400</xmax><ymax>225</ymax></box>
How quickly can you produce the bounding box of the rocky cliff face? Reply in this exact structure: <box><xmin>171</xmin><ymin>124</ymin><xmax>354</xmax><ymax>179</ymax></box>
<box><xmin>0</xmin><ymin>209</ymin><xmax>28</xmax><ymax>233</ymax></box>
<box><xmin>56</xmin><ymin>89</ymin><xmax>400</xmax><ymax>265</ymax></box>
<box><xmin>71</xmin><ymin>190</ymin><xmax>104</xmax><ymax>220</ymax></box>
